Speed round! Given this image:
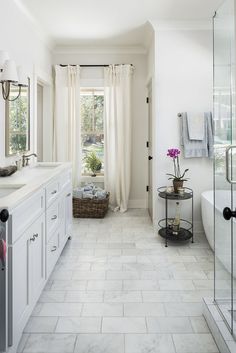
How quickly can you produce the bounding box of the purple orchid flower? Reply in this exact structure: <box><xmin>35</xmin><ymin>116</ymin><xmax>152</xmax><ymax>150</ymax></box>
<box><xmin>167</xmin><ymin>148</ymin><xmax>180</xmax><ymax>159</ymax></box>
<box><xmin>166</xmin><ymin>148</ymin><xmax>189</xmax><ymax>181</ymax></box>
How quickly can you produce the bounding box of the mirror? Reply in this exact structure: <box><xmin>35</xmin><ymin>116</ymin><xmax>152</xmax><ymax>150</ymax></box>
<box><xmin>5</xmin><ymin>78</ymin><xmax>30</xmax><ymax>156</ymax></box>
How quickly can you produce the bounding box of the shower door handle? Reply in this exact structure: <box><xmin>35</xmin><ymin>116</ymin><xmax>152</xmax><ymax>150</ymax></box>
<box><xmin>223</xmin><ymin>207</ymin><xmax>236</xmax><ymax>220</ymax></box>
<box><xmin>226</xmin><ymin>145</ymin><xmax>236</xmax><ymax>184</ymax></box>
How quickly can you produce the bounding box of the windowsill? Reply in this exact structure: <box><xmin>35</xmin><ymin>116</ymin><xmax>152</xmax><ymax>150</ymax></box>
<box><xmin>81</xmin><ymin>175</ymin><xmax>104</xmax><ymax>183</ymax></box>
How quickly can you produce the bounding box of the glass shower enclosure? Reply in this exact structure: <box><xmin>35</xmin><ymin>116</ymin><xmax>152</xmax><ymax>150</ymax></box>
<box><xmin>214</xmin><ymin>0</ymin><xmax>236</xmax><ymax>336</ymax></box>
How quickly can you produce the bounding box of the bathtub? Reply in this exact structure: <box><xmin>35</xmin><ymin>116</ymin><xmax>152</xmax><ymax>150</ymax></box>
<box><xmin>201</xmin><ymin>190</ymin><xmax>233</xmax><ymax>273</ymax></box>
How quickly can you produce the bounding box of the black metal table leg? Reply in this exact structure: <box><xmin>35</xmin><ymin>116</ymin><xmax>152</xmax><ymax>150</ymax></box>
<box><xmin>191</xmin><ymin>191</ymin><xmax>194</xmax><ymax>243</ymax></box>
<box><xmin>165</xmin><ymin>196</ymin><xmax>168</xmax><ymax>247</ymax></box>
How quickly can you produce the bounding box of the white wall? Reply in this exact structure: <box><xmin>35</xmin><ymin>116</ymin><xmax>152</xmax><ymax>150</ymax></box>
<box><xmin>52</xmin><ymin>50</ymin><xmax>148</xmax><ymax>208</ymax></box>
<box><xmin>152</xmin><ymin>27</ymin><xmax>213</xmax><ymax>231</ymax></box>
<box><xmin>0</xmin><ymin>0</ymin><xmax>52</xmax><ymax>166</ymax></box>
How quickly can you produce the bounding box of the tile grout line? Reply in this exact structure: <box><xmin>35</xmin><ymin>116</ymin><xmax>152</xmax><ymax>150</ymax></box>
<box><xmin>72</xmin><ymin>333</ymin><xmax>78</xmax><ymax>353</ymax></box>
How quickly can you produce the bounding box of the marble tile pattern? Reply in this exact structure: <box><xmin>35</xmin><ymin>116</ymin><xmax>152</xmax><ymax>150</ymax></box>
<box><xmin>18</xmin><ymin>209</ymin><xmax>219</xmax><ymax>353</ymax></box>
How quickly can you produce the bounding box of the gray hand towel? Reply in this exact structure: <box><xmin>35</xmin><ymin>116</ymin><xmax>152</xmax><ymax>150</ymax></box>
<box><xmin>180</xmin><ymin>112</ymin><xmax>209</xmax><ymax>158</ymax></box>
<box><xmin>187</xmin><ymin>113</ymin><xmax>205</xmax><ymax>140</ymax></box>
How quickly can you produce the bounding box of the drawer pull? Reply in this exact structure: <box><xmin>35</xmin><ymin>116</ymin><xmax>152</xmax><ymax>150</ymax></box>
<box><xmin>33</xmin><ymin>233</ymin><xmax>39</xmax><ymax>238</ymax></box>
<box><xmin>51</xmin><ymin>246</ymin><xmax>57</xmax><ymax>252</ymax></box>
<box><xmin>67</xmin><ymin>193</ymin><xmax>71</xmax><ymax>197</ymax></box>
<box><xmin>51</xmin><ymin>190</ymin><xmax>57</xmax><ymax>195</ymax></box>
<box><xmin>30</xmin><ymin>236</ymin><xmax>35</xmax><ymax>242</ymax></box>
<box><xmin>51</xmin><ymin>215</ymin><xmax>57</xmax><ymax>220</ymax></box>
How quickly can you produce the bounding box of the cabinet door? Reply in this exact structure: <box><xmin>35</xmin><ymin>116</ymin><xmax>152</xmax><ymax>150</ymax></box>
<box><xmin>29</xmin><ymin>214</ymin><xmax>45</xmax><ymax>305</ymax></box>
<box><xmin>65</xmin><ymin>187</ymin><xmax>72</xmax><ymax>237</ymax></box>
<box><xmin>10</xmin><ymin>232</ymin><xmax>30</xmax><ymax>348</ymax></box>
<box><xmin>46</xmin><ymin>230</ymin><xmax>60</xmax><ymax>278</ymax></box>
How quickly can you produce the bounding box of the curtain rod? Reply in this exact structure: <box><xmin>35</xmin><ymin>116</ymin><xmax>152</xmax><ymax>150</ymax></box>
<box><xmin>59</xmin><ymin>64</ymin><xmax>133</xmax><ymax>68</ymax></box>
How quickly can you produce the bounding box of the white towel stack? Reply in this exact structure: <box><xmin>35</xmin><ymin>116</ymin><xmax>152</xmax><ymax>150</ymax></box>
<box><xmin>73</xmin><ymin>183</ymin><xmax>108</xmax><ymax>200</ymax></box>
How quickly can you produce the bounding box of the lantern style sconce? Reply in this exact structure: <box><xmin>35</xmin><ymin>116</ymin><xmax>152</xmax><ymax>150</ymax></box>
<box><xmin>0</xmin><ymin>51</ymin><xmax>28</xmax><ymax>101</ymax></box>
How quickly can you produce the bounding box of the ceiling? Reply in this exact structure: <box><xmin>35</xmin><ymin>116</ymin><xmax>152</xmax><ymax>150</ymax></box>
<box><xmin>17</xmin><ymin>0</ymin><xmax>224</xmax><ymax>48</ymax></box>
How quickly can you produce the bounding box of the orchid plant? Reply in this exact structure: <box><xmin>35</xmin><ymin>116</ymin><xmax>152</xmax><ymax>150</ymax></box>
<box><xmin>166</xmin><ymin>148</ymin><xmax>189</xmax><ymax>181</ymax></box>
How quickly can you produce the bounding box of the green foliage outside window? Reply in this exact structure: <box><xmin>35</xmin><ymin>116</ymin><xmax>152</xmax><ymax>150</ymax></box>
<box><xmin>6</xmin><ymin>84</ymin><xmax>29</xmax><ymax>156</ymax></box>
<box><xmin>80</xmin><ymin>89</ymin><xmax>104</xmax><ymax>175</ymax></box>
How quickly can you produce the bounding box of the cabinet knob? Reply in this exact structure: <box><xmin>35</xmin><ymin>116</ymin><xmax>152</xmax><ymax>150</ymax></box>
<box><xmin>30</xmin><ymin>237</ymin><xmax>35</xmax><ymax>242</ymax></box>
<box><xmin>51</xmin><ymin>245</ymin><xmax>57</xmax><ymax>252</ymax></box>
<box><xmin>51</xmin><ymin>190</ymin><xmax>57</xmax><ymax>195</ymax></box>
<box><xmin>51</xmin><ymin>215</ymin><xmax>57</xmax><ymax>220</ymax></box>
<box><xmin>0</xmin><ymin>209</ymin><xmax>9</xmax><ymax>223</ymax></box>
<box><xmin>33</xmin><ymin>233</ymin><xmax>39</xmax><ymax>238</ymax></box>
<box><xmin>67</xmin><ymin>193</ymin><xmax>71</xmax><ymax>197</ymax></box>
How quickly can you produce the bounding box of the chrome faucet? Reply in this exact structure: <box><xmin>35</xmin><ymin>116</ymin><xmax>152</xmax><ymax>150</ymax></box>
<box><xmin>22</xmin><ymin>153</ymin><xmax>37</xmax><ymax>167</ymax></box>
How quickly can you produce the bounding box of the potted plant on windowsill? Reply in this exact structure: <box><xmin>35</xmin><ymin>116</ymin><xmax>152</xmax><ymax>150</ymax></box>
<box><xmin>166</xmin><ymin>148</ymin><xmax>189</xmax><ymax>193</ymax></box>
<box><xmin>85</xmin><ymin>151</ymin><xmax>102</xmax><ymax>177</ymax></box>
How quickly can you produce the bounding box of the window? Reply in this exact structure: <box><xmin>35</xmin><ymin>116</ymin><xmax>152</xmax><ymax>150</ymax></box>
<box><xmin>5</xmin><ymin>80</ymin><xmax>30</xmax><ymax>156</ymax></box>
<box><xmin>80</xmin><ymin>88</ymin><xmax>104</xmax><ymax>175</ymax></box>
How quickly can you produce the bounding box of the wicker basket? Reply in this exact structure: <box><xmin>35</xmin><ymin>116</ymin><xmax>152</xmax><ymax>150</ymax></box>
<box><xmin>73</xmin><ymin>193</ymin><xmax>110</xmax><ymax>218</ymax></box>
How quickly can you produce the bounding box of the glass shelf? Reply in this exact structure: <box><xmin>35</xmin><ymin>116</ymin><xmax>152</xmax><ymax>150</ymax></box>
<box><xmin>158</xmin><ymin>227</ymin><xmax>193</xmax><ymax>241</ymax></box>
<box><xmin>158</xmin><ymin>218</ymin><xmax>192</xmax><ymax>232</ymax></box>
<box><xmin>157</xmin><ymin>186</ymin><xmax>193</xmax><ymax>200</ymax></box>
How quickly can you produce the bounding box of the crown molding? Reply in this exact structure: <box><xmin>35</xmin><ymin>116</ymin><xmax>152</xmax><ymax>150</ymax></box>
<box><xmin>150</xmin><ymin>19</ymin><xmax>212</xmax><ymax>31</ymax></box>
<box><xmin>53</xmin><ymin>45</ymin><xmax>147</xmax><ymax>55</ymax></box>
<box><xmin>13</xmin><ymin>0</ymin><xmax>54</xmax><ymax>51</ymax></box>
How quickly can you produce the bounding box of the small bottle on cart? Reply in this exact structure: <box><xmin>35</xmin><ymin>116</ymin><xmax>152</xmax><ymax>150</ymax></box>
<box><xmin>173</xmin><ymin>202</ymin><xmax>180</xmax><ymax>234</ymax></box>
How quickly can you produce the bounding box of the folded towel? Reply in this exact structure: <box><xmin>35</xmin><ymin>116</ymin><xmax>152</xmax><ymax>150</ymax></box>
<box><xmin>180</xmin><ymin>112</ymin><xmax>209</xmax><ymax>158</ymax></box>
<box><xmin>84</xmin><ymin>185</ymin><xmax>93</xmax><ymax>191</ymax></box>
<box><xmin>73</xmin><ymin>189</ymin><xmax>83</xmax><ymax>199</ymax></box>
<box><xmin>95</xmin><ymin>191</ymin><xmax>107</xmax><ymax>200</ymax></box>
<box><xmin>73</xmin><ymin>184</ymin><xmax>108</xmax><ymax>200</ymax></box>
<box><xmin>187</xmin><ymin>113</ymin><xmax>204</xmax><ymax>140</ymax></box>
<box><xmin>83</xmin><ymin>193</ymin><xmax>94</xmax><ymax>199</ymax></box>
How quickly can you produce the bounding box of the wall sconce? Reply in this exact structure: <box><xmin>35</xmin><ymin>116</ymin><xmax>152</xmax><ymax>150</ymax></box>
<box><xmin>0</xmin><ymin>51</ymin><xmax>28</xmax><ymax>101</ymax></box>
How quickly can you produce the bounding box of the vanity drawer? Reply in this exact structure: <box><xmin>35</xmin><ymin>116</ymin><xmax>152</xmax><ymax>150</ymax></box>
<box><xmin>46</xmin><ymin>231</ymin><xmax>60</xmax><ymax>278</ymax></box>
<box><xmin>46</xmin><ymin>179</ymin><xmax>60</xmax><ymax>207</ymax></box>
<box><xmin>46</xmin><ymin>199</ymin><xmax>61</xmax><ymax>242</ymax></box>
<box><xmin>11</xmin><ymin>189</ymin><xmax>45</xmax><ymax>244</ymax></box>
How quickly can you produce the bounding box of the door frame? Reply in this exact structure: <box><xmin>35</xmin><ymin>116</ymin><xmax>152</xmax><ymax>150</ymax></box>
<box><xmin>33</xmin><ymin>66</ymin><xmax>52</xmax><ymax>161</ymax></box>
<box><xmin>147</xmin><ymin>79</ymin><xmax>153</xmax><ymax>220</ymax></box>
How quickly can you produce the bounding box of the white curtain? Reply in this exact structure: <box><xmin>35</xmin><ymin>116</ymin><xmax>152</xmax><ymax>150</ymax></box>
<box><xmin>104</xmin><ymin>64</ymin><xmax>133</xmax><ymax>213</ymax></box>
<box><xmin>53</xmin><ymin>65</ymin><xmax>81</xmax><ymax>187</ymax></box>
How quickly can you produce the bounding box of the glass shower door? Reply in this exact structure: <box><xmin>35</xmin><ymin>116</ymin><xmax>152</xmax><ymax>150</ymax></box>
<box><xmin>214</xmin><ymin>0</ymin><xmax>236</xmax><ymax>336</ymax></box>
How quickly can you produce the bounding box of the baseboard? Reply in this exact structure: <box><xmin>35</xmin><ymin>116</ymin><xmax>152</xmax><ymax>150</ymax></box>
<box><xmin>128</xmin><ymin>199</ymin><xmax>147</xmax><ymax>209</ymax></box>
<box><xmin>193</xmin><ymin>220</ymin><xmax>204</xmax><ymax>234</ymax></box>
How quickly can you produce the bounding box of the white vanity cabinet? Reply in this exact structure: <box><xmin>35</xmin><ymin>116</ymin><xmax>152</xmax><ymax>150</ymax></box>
<box><xmin>9</xmin><ymin>213</ymin><xmax>45</xmax><ymax>350</ymax></box>
<box><xmin>45</xmin><ymin>169</ymin><xmax>72</xmax><ymax>278</ymax></box>
<box><xmin>5</xmin><ymin>164</ymin><xmax>72</xmax><ymax>353</ymax></box>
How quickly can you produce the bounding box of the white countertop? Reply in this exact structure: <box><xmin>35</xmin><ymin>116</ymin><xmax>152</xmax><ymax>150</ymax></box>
<box><xmin>0</xmin><ymin>162</ymin><xmax>72</xmax><ymax>211</ymax></box>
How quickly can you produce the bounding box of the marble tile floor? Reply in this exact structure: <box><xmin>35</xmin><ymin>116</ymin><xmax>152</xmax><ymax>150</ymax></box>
<box><xmin>18</xmin><ymin>209</ymin><xmax>219</xmax><ymax>353</ymax></box>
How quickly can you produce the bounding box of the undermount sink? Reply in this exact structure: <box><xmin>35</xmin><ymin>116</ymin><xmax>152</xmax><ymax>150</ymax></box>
<box><xmin>33</xmin><ymin>163</ymin><xmax>61</xmax><ymax>169</ymax></box>
<box><xmin>0</xmin><ymin>184</ymin><xmax>25</xmax><ymax>198</ymax></box>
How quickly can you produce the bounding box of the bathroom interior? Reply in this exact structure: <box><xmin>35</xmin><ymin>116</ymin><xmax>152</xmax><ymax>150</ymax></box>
<box><xmin>0</xmin><ymin>0</ymin><xmax>236</xmax><ymax>353</ymax></box>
